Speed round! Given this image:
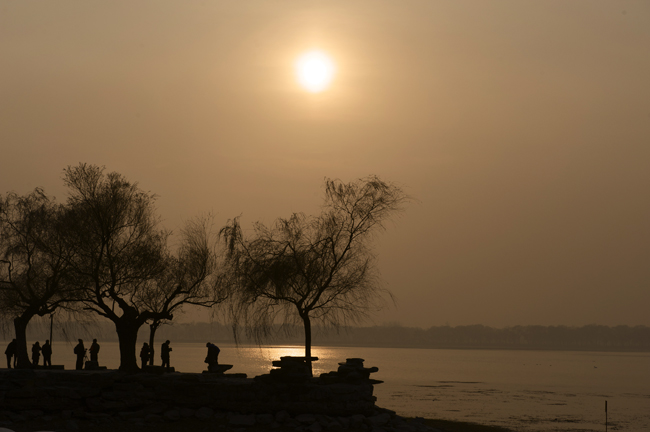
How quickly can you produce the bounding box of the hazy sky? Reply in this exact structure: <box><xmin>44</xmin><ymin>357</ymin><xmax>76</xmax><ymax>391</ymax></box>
<box><xmin>1</xmin><ymin>1</ymin><xmax>649</xmax><ymax>328</ymax></box>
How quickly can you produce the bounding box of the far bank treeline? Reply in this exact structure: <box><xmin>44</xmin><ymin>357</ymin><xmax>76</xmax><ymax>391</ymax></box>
<box><xmin>25</xmin><ymin>322</ymin><xmax>648</xmax><ymax>352</ymax></box>
<box><xmin>0</xmin><ymin>164</ymin><xmax>409</xmax><ymax>373</ymax></box>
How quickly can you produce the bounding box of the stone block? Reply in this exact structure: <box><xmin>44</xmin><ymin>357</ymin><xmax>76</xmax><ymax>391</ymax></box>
<box><xmin>307</xmin><ymin>421</ymin><xmax>323</xmax><ymax>432</ymax></box>
<box><xmin>256</xmin><ymin>413</ymin><xmax>274</xmax><ymax>424</ymax></box>
<box><xmin>164</xmin><ymin>409</ymin><xmax>181</xmax><ymax>421</ymax></box>
<box><xmin>337</xmin><ymin>416</ymin><xmax>350</xmax><ymax>428</ymax></box>
<box><xmin>350</xmin><ymin>414</ymin><xmax>366</xmax><ymax>428</ymax></box>
<box><xmin>296</xmin><ymin>413</ymin><xmax>316</xmax><ymax>424</ymax></box>
<box><xmin>195</xmin><ymin>407</ymin><xmax>214</xmax><ymax>419</ymax></box>
<box><xmin>47</xmin><ymin>387</ymin><xmax>82</xmax><ymax>399</ymax></box>
<box><xmin>21</xmin><ymin>409</ymin><xmax>44</xmax><ymax>419</ymax></box>
<box><xmin>275</xmin><ymin>410</ymin><xmax>291</xmax><ymax>423</ymax></box>
<box><xmin>144</xmin><ymin>414</ymin><xmax>163</xmax><ymax>423</ymax></box>
<box><xmin>85</xmin><ymin>397</ymin><xmax>125</xmax><ymax>412</ymax></box>
<box><xmin>229</xmin><ymin>414</ymin><xmax>256</xmax><ymax>426</ymax></box>
<box><xmin>179</xmin><ymin>407</ymin><xmax>195</xmax><ymax>418</ymax></box>
<box><xmin>368</xmin><ymin>413</ymin><xmax>391</xmax><ymax>426</ymax></box>
<box><xmin>113</xmin><ymin>382</ymin><xmax>144</xmax><ymax>392</ymax></box>
<box><xmin>203</xmin><ymin>364</ymin><xmax>233</xmax><ymax>374</ymax></box>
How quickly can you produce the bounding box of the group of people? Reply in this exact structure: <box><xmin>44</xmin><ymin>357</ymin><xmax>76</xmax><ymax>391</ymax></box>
<box><xmin>73</xmin><ymin>339</ymin><xmax>101</xmax><ymax>370</ymax></box>
<box><xmin>30</xmin><ymin>340</ymin><xmax>53</xmax><ymax>366</ymax></box>
<box><xmin>4</xmin><ymin>338</ymin><xmax>99</xmax><ymax>370</ymax></box>
<box><xmin>139</xmin><ymin>340</ymin><xmax>173</xmax><ymax>370</ymax></box>
<box><xmin>4</xmin><ymin>339</ymin><xmax>53</xmax><ymax>368</ymax></box>
<box><xmin>6</xmin><ymin>339</ymin><xmax>221</xmax><ymax>371</ymax></box>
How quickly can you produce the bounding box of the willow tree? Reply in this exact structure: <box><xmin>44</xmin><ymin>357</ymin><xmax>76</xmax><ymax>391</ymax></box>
<box><xmin>0</xmin><ymin>189</ymin><xmax>77</xmax><ymax>368</ymax></box>
<box><xmin>141</xmin><ymin>216</ymin><xmax>227</xmax><ymax>365</ymax></box>
<box><xmin>62</xmin><ymin>164</ymin><xmax>169</xmax><ymax>372</ymax></box>
<box><xmin>221</xmin><ymin>176</ymin><xmax>408</xmax><ymax>375</ymax></box>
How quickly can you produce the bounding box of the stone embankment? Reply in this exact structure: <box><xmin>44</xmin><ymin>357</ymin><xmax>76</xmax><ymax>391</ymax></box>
<box><xmin>0</xmin><ymin>358</ymin><xmax>444</xmax><ymax>432</ymax></box>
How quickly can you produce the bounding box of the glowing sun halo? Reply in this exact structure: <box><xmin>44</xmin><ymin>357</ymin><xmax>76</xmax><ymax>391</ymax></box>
<box><xmin>295</xmin><ymin>50</ymin><xmax>335</xmax><ymax>93</ymax></box>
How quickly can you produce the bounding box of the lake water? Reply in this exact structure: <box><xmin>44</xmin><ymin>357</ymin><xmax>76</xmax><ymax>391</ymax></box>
<box><xmin>2</xmin><ymin>341</ymin><xmax>649</xmax><ymax>431</ymax></box>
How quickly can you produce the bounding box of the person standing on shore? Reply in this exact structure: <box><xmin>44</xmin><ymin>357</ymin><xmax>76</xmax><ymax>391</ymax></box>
<box><xmin>31</xmin><ymin>342</ymin><xmax>41</xmax><ymax>367</ymax></box>
<box><xmin>42</xmin><ymin>340</ymin><xmax>52</xmax><ymax>367</ymax></box>
<box><xmin>161</xmin><ymin>340</ymin><xmax>172</xmax><ymax>371</ymax></box>
<box><xmin>89</xmin><ymin>339</ymin><xmax>100</xmax><ymax>363</ymax></box>
<box><xmin>5</xmin><ymin>339</ymin><xmax>16</xmax><ymax>368</ymax></box>
<box><xmin>73</xmin><ymin>339</ymin><xmax>85</xmax><ymax>370</ymax></box>
<box><xmin>205</xmin><ymin>342</ymin><xmax>220</xmax><ymax>371</ymax></box>
<box><xmin>140</xmin><ymin>343</ymin><xmax>150</xmax><ymax>369</ymax></box>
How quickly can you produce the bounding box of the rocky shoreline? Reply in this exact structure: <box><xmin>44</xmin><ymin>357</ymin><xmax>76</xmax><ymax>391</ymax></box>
<box><xmin>0</xmin><ymin>358</ymin><xmax>453</xmax><ymax>432</ymax></box>
<box><xmin>0</xmin><ymin>403</ymin><xmax>443</xmax><ymax>432</ymax></box>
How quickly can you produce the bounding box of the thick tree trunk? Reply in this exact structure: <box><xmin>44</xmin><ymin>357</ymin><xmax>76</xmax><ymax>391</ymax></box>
<box><xmin>148</xmin><ymin>321</ymin><xmax>160</xmax><ymax>366</ymax></box>
<box><xmin>302</xmin><ymin>313</ymin><xmax>313</xmax><ymax>377</ymax></box>
<box><xmin>13</xmin><ymin>315</ymin><xmax>33</xmax><ymax>369</ymax></box>
<box><xmin>115</xmin><ymin>318</ymin><xmax>142</xmax><ymax>372</ymax></box>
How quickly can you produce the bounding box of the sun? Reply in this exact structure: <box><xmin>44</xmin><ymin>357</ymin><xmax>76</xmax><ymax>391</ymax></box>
<box><xmin>295</xmin><ymin>50</ymin><xmax>335</xmax><ymax>93</ymax></box>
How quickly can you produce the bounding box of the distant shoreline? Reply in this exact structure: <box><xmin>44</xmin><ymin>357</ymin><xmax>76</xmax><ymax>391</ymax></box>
<box><xmin>2</xmin><ymin>339</ymin><xmax>649</xmax><ymax>354</ymax></box>
<box><xmin>4</xmin><ymin>322</ymin><xmax>650</xmax><ymax>353</ymax></box>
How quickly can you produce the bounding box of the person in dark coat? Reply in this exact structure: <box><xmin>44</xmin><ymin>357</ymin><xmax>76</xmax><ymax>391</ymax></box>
<box><xmin>140</xmin><ymin>343</ymin><xmax>150</xmax><ymax>369</ymax></box>
<box><xmin>42</xmin><ymin>340</ymin><xmax>52</xmax><ymax>367</ymax></box>
<box><xmin>161</xmin><ymin>340</ymin><xmax>172</xmax><ymax>370</ymax></box>
<box><xmin>31</xmin><ymin>342</ymin><xmax>41</xmax><ymax>367</ymax></box>
<box><xmin>73</xmin><ymin>339</ymin><xmax>85</xmax><ymax>370</ymax></box>
<box><xmin>5</xmin><ymin>339</ymin><xmax>17</xmax><ymax>368</ymax></box>
<box><xmin>205</xmin><ymin>342</ymin><xmax>220</xmax><ymax>371</ymax></box>
<box><xmin>89</xmin><ymin>339</ymin><xmax>100</xmax><ymax>362</ymax></box>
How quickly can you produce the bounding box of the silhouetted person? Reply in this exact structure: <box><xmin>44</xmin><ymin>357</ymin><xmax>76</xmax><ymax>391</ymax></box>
<box><xmin>89</xmin><ymin>339</ymin><xmax>100</xmax><ymax>363</ymax></box>
<box><xmin>140</xmin><ymin>343</ymin><xmax>150</xmax><ymax>369</ymax></box>
<box><xmin>5</xmin><ymin>339</ymin><xmax>16</xmax><ymax>368</ymax></box>
<box><xmin>205</xmin><ymin>342</ymin><xmax>220</xmax><ymax>371</ymax></box>
<box><xmin>74</xmin><ymin>339</ymin><xmax>85</xmax><ymax>370</ymax></box>
<box><xmin>42</xmin><ymin>340</ymin><xmax>52</xmax><ymax>367</ymax></box>
<box><xmin>161</xmin><ymin>340</ymin><xmax>172</xmax><ymax>370</ymax></box>
<box><xmin>31</xmin><ymin>341</ymin><xmax>41</xmax><ymax>367</ymax></box>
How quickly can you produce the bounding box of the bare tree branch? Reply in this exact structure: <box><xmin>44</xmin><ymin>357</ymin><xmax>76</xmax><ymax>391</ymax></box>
<box><xmin>221</xmin><ymin>175</ymin><xmax>408</xmax><ymax>375</ymax></box>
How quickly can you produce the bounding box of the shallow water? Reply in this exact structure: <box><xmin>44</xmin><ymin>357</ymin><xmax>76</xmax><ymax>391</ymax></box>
<box><xmin>2</xmin><ymin>341</ymin><xmax>648</xmax><ymax>431</ymax></box>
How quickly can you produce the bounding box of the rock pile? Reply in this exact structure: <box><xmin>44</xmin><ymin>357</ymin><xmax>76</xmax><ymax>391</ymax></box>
<box><xmin>320</xmin><ymin>358</ymin><xmax>383</xmax><ymax>385</ymax></box>
<box><xmin>0</xmin><ymin>407</ymin><xmax>445</xmax><ymax>432</ymax></box>
<box><xmin>0</xmin><ymin>359</ymin><xmax>444</xmax><ymax>432</ymax></box>
<box><xmin>257</xmin><ymin>356</ymin><xmax>319</xmax><ymax>382</ymax></box>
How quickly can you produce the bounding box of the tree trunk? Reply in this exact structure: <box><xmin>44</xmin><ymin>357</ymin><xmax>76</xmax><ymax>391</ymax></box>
<box><xmin>148</xmin><ymin>321</ymin><xmax>160</xmax><ymax>366</ymax></box>
<box><xmin>115</xmin><ymin>318</ymin><xmax>142</xmax><ymax>372</ymax></box>
<box><xmin>302</xmin><ymin>313</ymin><xmax>313</xmax><ymax>377</ymax></box>
<box><xmin>13</xmin><ymin>314</ymin><xmax>33</xmax><ymax>369</ymax></box>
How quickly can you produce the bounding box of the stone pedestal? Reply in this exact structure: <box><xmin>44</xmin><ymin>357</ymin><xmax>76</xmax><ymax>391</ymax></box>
<box><xmin>320</xmin><ymin>358</ymin><xmax>383</xmax><ymax>384</ymax></box>
<box><xmin>85</xmin><ymin>361</ymin><xmax>107</xmax><ymax>371</ymax></box>
<box><xmin>202</xmin><ymin>364</ymin><xmax>233</xmax><ymax>374</ymax></box>
<box><xmin>261</xmin><ymin>356</ymin><xmax>319</xmax><ymax>382</ymax></box>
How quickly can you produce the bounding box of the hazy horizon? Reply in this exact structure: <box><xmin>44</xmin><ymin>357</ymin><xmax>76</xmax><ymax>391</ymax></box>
<box><xmin>2</xmin><ymin>1</ymin><xmax>649</xmax><ymax>328</ymax></box>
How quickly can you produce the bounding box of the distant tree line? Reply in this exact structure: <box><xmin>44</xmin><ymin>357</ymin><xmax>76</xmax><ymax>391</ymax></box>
<box><xmin>1</xmin><ymin>164</ymin><xmax>407</xmax><ymax>374</ymax></box>
<box><xmin>164</xmin><ymin>323</ymin><xmax>650</xmax><ymax>351</ymax></box>
<box><xmin>15</xmin><ymin>322</ymin><xmax>648</xmax><ymax>353</ymax></box>
<box><xmin>336</xmin><ymin>324</ymin><xmax>650</xmax><ymax>351</ymax></box>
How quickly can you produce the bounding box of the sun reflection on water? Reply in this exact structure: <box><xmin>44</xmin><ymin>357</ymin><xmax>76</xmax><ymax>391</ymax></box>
<box><xmin>241</xmin><ymin>345</ymin><xmax>340</xmax><ymax>377</ymax></box>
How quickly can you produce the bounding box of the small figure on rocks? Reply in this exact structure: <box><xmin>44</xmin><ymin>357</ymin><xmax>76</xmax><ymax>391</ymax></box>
<box><xmin>140</xmin><ymin>342</ymin><xmax>151</xmax><ymax>369</ymax></box>
<box><xmin>89</xmin><ymin>339</ymin><xmax>100</xmax><ymax>363</ymax></box>
<box><xmin>31</xmin><ymin>341</ymin><xmax>41</xmax><ymax>367</ymax></box>
<box><xmin>161</xmin><ymin>340</ymin><xmax>172</xmax><ymax>370</ymax></box>
<box><xmin>73</xmin><ymin>339</ymin><xmax>85</xmax><ymax>370</ymax></box>
<box><xmin>205</xmin><ymin>342</ymin><xmax>220</xmax><ymax>371</ymax></box>
<box><xmin>42</xmin><ymin>339</ymin><xmax>52</xmax><ymax>367</ymax></box>
<box><xmin>5</xmin><ymin>338</ymin><xmax>17</xmax><ymax>368</ymax></box>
